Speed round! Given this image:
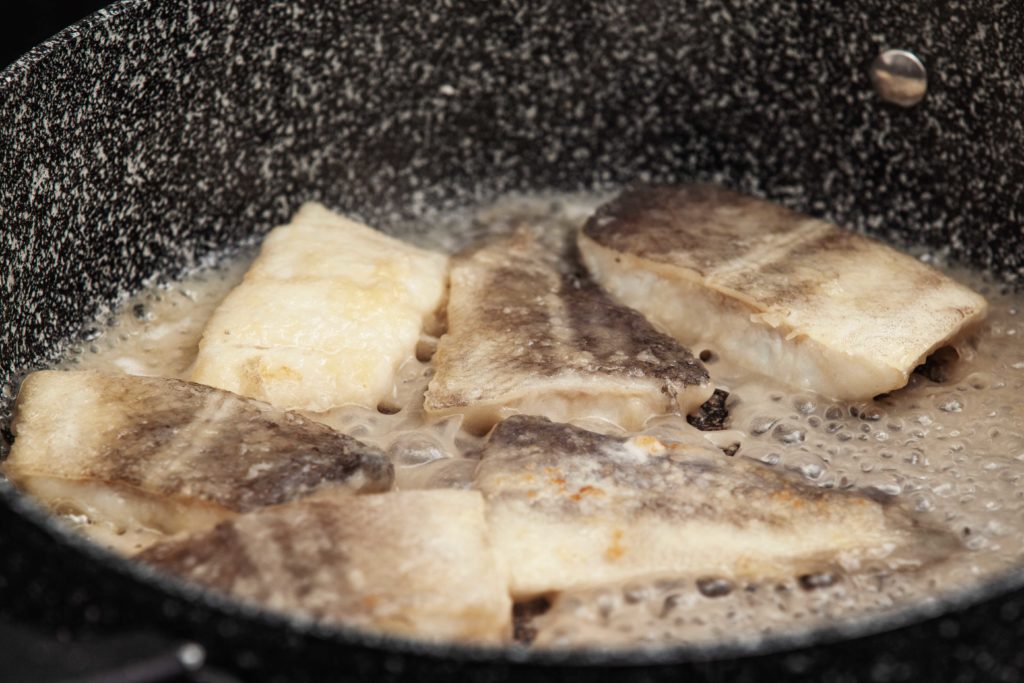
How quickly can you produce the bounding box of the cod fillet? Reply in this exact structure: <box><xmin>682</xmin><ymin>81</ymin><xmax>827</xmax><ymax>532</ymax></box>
<box><xmin>3</xmin><ymin>371</ymin><xmax>393</xmax><ymax>545</ymax></box>
<box><xmin>578</xmin><ymin>185</ymin><xmax>988</xmax><ymax>400</ymax></box>
<box><xmin>138</xmin><ymin>490</ymin><xmax>512</xmax><ymax>644</ymax></box>
<box><xmin>476</xmin><ymin>415</ymin><xmax>948</xmax><ymax>598</ymax></box>
<box><xmin>192</xmin><ymin>203</ymin><xmax>448</xmax><ymax>412</ymax></box>
<box><xmin>424</xmin><ymin>228</ymin><xmax>712</xmax><ymax>432</ymax></box>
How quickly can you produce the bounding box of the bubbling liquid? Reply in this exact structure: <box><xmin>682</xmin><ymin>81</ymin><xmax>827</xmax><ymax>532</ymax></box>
<box><xmin>56</xmin><ymin>193</ymin><xmax>1024</xmax><ymax>649</ymax></box>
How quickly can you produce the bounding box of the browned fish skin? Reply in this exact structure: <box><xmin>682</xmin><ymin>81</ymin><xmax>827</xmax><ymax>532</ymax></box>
<box><xmin>482</xmin><ymin>415</ymin><xmax>834</xmax><ymax>524</ymax></box>
<box><xmin>137</xmin><ymin>501</ymin><xmax>353</xmax><ymax>612</ymax></box>
<box><xmin>580</xmin><ymin>184</ymin><xmax>989</xmax><ymax>400</ymax></box>
<box><xmin>583</xmin><ymin>184</ymin><xmax>896</xmax><ymax>313</ymax></box>
<box><xmin>584</xmin><ymin>185</ymin><xmax>812</xmax><ymax>293</ymax></box>
<box><xmin>424</xmin><ymin>228</ymin><xmax>711</xmax><ymax>430</ymax></box>
<box><xmin>477</xmin><ymin>415</ymin><xmax>953</xmax><ymax>598</ymax></box>
<box><xmin>137</xmin><ymin>491</ymin><xmax>512</xmax><ymax>643</ymax></box>
<box><xmin>5</xmin><ymin>371</ymin><xmax>393</xmax><ymax>513</ymax></box>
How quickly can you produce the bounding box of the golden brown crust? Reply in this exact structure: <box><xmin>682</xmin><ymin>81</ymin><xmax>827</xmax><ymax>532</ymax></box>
<box><xmin>476</xmin><ymin>415</ymin><xmax>957</xmax><ymax>597</ymax></box>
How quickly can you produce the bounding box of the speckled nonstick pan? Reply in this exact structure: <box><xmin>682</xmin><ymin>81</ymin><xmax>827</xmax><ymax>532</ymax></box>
<box><xmin>2</xmin><ymin>1</ymin><xmax>1023</xmax><ymax>681</ymax></box>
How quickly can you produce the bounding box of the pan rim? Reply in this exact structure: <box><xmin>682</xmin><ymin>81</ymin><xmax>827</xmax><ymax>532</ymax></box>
<box><xmin>0</xmin><ymin>0</ymin><xmax>142</xmax><ymax>88</ymax></box>
<box><xmin>2</xmin><ymin>0</ymin><xmax>1022</xmax><ymax>668</ymax></box>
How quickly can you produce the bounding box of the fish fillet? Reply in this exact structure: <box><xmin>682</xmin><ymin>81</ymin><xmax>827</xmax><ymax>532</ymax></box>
<box><xmin>476</xmin><ymin>415</ymin><xmax>948</xmax><ymax>599</ymax></box>
<box><xmin>137</xmin><ymin>490</ymin><xmax>512</xmax><ymax>644</ymax></box>
<box><xmin>424</xmin><ymin>228</ymin><xmax>712</xmax><ymax>433</ymax></box>
<box><xmin>192</xmin><ymin>202</ymin><xmax>448</xmax><ymax>412</ymax></box>
<box><xmin>3</xmin><ymin>371</ymin><xmax>393</xmax><ymax>543</ymax></box>
<box><xmin>578</xmin><ymin>185</ymin><xmax>989</xmax><ymax>400</ymax></box>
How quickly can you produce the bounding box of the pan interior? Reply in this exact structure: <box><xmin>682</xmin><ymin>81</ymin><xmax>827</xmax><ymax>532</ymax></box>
<box><xmin>2</xmin><ymin>0</ymin><xmax>1024</xmax><ymax>665</ymax></box>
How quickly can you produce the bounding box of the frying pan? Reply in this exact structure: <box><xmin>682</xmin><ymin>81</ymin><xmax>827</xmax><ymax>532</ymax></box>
<box><xmin>2</xmin><ymin>1</ymin><xmax>1023</xmax><ymax>680</ymax></box>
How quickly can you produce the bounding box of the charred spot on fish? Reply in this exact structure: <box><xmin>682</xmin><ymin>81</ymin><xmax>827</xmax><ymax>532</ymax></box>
<box><xmin>583</xmin><ymin>185</ymin><xmax>806</xmax><ymax>270</ymax></box>
<box><xmin>232</xmin><ymin>438</ymin><xmax>393</xmax><ymax>509</ymax></box>
<box><xmin>698</xmin><ymin>349</ymin><xmax>716</xmax><ymax>363</ymax></box>
<box><xmin>687</xmin><ymin>389</ymin><xmax>730</xmax><ymax>431</ymax></box>
<box><xmin>786</xmin><ymin>228</ymin><xmax>858</xmax><ymax>262</ymax></box>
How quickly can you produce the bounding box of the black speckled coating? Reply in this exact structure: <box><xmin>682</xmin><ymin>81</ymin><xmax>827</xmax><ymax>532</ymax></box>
<box><xmin>2</xmin><ymin>0</ymin><xmax>1024</xmax><ymax>680</ymax></box>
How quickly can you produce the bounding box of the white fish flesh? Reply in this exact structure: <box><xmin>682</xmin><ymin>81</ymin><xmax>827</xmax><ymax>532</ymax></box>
<box><xmin>578</xmin><ymin>185</ymin><xmax>989</xmax><ymax>400</ymax></box>
<box><xmin>2</xmin><ymin>371</ymin><xmax>393</xmax><ymax>546</ymax></box>
<box><xmin>475</xmin><ymin>415</ymin><xmax>950</xmax><ymax>599</ymax></box>
<box><xmin>137</xmin><ymin>490</ymin><xmax>512</xmax><ymax>644</ymax></box>
<box><xmin>424</xmin><ymin>227</ymin><xmax>712</xmax><ymax>432</ymax></box>
<box><xmin>192</xmin><ymin>203</ymin><xmax>448</xmax><ymax>412</ymax></box>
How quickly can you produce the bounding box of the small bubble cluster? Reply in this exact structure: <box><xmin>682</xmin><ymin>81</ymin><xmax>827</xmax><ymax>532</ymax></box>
<box><xmin>729</xmin><ymin>270</ymin><xmax>1024</xmax><ymax>599</ymax></box>
<box><xmin>531</xmin><ymin>567</ymin><xmax>930</xmax><ymax>649</ymax></box>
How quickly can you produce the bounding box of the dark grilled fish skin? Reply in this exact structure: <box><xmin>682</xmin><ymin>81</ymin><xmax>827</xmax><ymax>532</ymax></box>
<box><xmin>137</xmin><ymin>490</ymin><xmax>512</xmax><ymax>643</ymax></box>
<box><xmin>579</xmin><ymin>184</ymin><xmax>989</xmax><ymax>400</ymax></box>
<box><xmin>475</xmin><ymin>415</ymin><xmax>952</xmax><ymax>599</ymax></box>
<box><xmin>3</xmin><ymin>371</ymin><xmax>393</xmax><ymax>538</ymax></box>
<box><xmin>424</xmin><ymin>227</ymin><xmax>713</xmax><ymax>432</ymax></box>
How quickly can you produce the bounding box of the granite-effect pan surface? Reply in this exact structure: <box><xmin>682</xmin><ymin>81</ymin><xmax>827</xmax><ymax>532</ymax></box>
<box><xmin>2</xmin><ymin>1</ymin><xmax>1024</xmax><ymax>680</ymax></box>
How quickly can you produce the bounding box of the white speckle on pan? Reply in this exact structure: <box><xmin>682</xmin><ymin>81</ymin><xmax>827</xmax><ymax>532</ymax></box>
<box><xmin>1</xmin><ymin>0</ymin><xmax>1022</xmax><ymax>438</ymax></box>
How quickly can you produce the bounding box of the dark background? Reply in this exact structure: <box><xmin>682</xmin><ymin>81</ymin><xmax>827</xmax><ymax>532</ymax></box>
<box><xmin>1</xmin><ymin>1</ymin><xmax>111</xmax><ymax>69</ymax></box>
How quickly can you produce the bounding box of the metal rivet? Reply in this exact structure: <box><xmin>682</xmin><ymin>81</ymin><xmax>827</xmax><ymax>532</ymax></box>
<box><xmin>869</xmin><ymin>49</ymin><xmax>928</xmax><ymax>107</ymax></box>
